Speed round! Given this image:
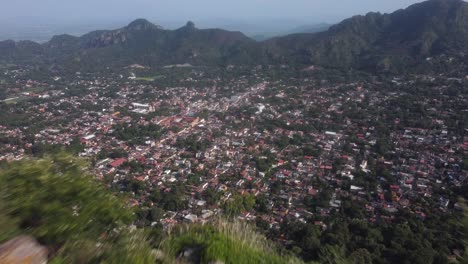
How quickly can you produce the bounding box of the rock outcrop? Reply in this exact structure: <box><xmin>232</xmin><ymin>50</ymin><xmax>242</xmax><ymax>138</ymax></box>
<box><xmin>0</xmin><ymin>236</ymin><xmax>48</xmax><ymax>264</ymax></box>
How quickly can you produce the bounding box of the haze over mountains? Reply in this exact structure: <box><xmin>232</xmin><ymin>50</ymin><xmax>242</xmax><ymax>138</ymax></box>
<box><xmin>0</xmin><ymin>18</ymin><xmax>331</xmax><ymax>43</ymax></box>
<box><xmin>1</xmin><ymin>0</ymin><xmax>467</xmax><ymax>72</ymax></box>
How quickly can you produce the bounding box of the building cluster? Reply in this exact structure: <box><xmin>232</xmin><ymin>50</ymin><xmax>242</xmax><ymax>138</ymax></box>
<box><xmin>0</xmin><ymin>66</ymin><xmax>466</xmax><ymax>234</ymax></box>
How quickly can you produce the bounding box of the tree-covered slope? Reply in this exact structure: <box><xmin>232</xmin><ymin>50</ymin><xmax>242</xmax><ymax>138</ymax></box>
<box><xmin>0</xmin><ymin>19</ymin><xmax>256</xmax><ymax>69</ymax></box>
<box><xmin>265</xmin><ymin>0</ymin><xmax>468</xmax><ymax>71</ymax></box>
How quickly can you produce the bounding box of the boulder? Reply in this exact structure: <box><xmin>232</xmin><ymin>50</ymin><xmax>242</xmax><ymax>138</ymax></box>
<box><xmin>0</xmin><ymin>236</ymin><xmax>47</xmax><ymax>264</ymax></box>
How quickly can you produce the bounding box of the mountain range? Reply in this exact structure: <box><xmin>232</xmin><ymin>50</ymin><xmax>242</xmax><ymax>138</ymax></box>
<box><xmin>1</xmin><ymin>0</ymin><xmax>467</xmax><ymax>72</ymax></box>
<box><xmin>250</xmin><ymin>23</ymin><xmax>331</xmax><ymax>41</ymax></box>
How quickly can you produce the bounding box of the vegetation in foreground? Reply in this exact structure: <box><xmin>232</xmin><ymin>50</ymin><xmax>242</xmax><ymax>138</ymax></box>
<box><xmin>162</xmin><ymin>219</ymin><xmax>302</xmax><ymax>264</ymax></box>
<box><xmin>0</xmin><ymin>153</ymin><xmax>155</xmax><ymax>263</ymax></box>
<box><xmin>0</xmin><ymin>154</ymin><xmax>302</xmax><ymax>263</ymax></box>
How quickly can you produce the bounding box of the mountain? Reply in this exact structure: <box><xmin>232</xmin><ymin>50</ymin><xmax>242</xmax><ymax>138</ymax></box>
<box><xmin>251</xmin><ymin>23</ymin><xmax>331</xmax><ymax>41</ymax></box>
<box><xmin>0</xmin><ymin>0</ymin><xmax>467</xmax><ymax>72</ymax></box>
<box><xmin>264</xmin><ymin>0</ymin><xmax>468</xmax><ymax>70</ymax></box>
<box><xmin>56</xmin><ymin>19</ymin><xmax>257</xmax><ymax>68</ymax></box>
<box><xmin>0</xmin><ymin>19</ymin><xmax>256</xmax><ymax>69</ymax></box>
<box><xmin>286</xmin><ymin>23</ymin><xmax>331</xmax><ymax>35</ymax></box>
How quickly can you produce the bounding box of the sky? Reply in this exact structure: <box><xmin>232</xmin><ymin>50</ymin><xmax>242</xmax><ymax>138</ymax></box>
<box><xmin>3</xmin><ymin>0</ymin><xmax>424</xmax><ymax>24</ymax></box>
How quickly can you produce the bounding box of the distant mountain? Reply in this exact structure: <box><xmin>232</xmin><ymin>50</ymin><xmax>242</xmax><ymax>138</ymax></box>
<box><xmin>0</xmin><ymin>19</ymin><xmax>255</xmax><ymax>69</ymax></box>
<box><xmin>264</xmin><ymin>0</ymin><xmax>468</xmax><ymax>71</ymax></box>
<box><xmin>251</xmin><ymin>23</ymin><xmax>331</xmax><ymax>41</ymax></box>
<box><xmin>1</xmin><ymin>0</ymin><xmax>468</xmax><ymax>72</ymax></box>
<box><xmin>286</xmin><ymin>23</ymin><xmax>331</xmax><ymax>35</ymax></box>
<box><xmin>68</xmin><ymin>19</ymin><xmax>257</xmax><ymax>68</ymax></box>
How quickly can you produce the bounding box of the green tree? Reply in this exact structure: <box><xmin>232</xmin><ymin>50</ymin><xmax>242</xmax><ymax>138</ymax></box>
<box><xmin>243</xmin><ymin>194</ymin><xmax>256</xmax><ymax>211</ymax></box>
<box><xmin>224</xmin><ymin>195</ymin><xmax>245</xmax><ymax>216</ymax></box>
<box><xmin>349</xmin><ymin>248</ymin><xmax>372</xmax><ymax>264</ymax></box>
<box><xmin>0</xmin><ymin>153</ymin><xmax>156</xmax><ymax>263</ymax></box>
<box><xmin>319</xmin><ymin>245</ymin><xmax>350</xmax><ymax>264</ymax></box>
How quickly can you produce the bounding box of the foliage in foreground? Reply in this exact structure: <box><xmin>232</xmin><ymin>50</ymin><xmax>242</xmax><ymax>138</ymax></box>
<box><xmin>0</xmin><ymin>154</ymin><xmax>156</xmax><ymax>263</ymax></box>
<box><xmin>162</xmin><ymin>219</ymin><xmax>303</xmax><ymax>264</ymax></box>
<box><xmin>0</xmin><ymin>154</ymin><xmax>303</xmax><ymax>264</ymax></box>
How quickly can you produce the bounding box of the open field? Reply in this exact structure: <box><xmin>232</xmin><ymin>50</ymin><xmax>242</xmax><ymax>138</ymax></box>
<box><xmin>135</xmin><ymin>75</ymin><xmax>165</xmax><ymax>81</ymax></box>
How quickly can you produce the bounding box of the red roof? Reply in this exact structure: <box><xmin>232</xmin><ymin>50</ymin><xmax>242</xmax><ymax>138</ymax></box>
<box><xmin>308</xmin><ymin>188</ymin><xmax>318</xmax><ymax>196</ymax></box>
<box><xmin>183</xmin><ymin>117</ymin><xmax>196</xmax><ymax>122</ymax></box>
<box><xmin>136</xmin><ymin>176</ymin><xmax>145</xmax><ymax>181</ymax></box>
<box><xmin>110</xmin><ymin>158</ymin><xmax>127</xmax><ymax>168</ymax></box>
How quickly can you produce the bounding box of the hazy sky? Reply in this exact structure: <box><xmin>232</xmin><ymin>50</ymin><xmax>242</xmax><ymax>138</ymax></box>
<box><xmin>4</xmin><ymin>0</ymin><xmax>424</xmax><ymax>24</ymax></box>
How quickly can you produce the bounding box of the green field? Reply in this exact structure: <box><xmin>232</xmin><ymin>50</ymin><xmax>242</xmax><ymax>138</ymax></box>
<box><xmin>2</xmin><ymin>97</ymin><xmax>24</xmax><ymax>105</ymax></box>
<box><xmin>0</xmin><ymin>64</ymin><xmax>17</xmax><ymax>69</ymax></box>
<box><xmin>135</xmin><ymin>75</ymin><xmax>165</xmax><ymax>81</ymax></box>
<box><xmin>26</xmin><ymin>87</ymin><xmax>46</xmax><ymax>93</ymax></box>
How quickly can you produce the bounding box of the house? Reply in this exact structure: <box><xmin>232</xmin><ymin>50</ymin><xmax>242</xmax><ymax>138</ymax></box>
<box><xmin>80</xmin><ymin>134</ymin><xmax>96</xmax><ymax>144</ymax></box>
<box><xmin>184</xmin><ymin>214</ymin><xmax>198</xmax><ymax>223</ymax></box>
<box><xmin>110</xmin><ymin>158</ymin><xmax>127</xmax><ymax>168</ymax></box>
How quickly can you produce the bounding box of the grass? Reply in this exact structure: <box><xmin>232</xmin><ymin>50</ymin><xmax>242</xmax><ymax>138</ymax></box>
<box><xmin>2</xmin><ymin>97</ymin><xmax>24</xmax><ymax>105</ymax></box>
<box><xmin>161</xmin><ymin>219</ymin><xmax>302</xmax><ymax>264</ymax></box>
<box><xmin>26</xmin><ymin>87</ymin><xmax>46</xmax><ymax>93</ymax></box>
<box><xmin>135</xmin><ymin>75</ymin><xmax>165</xmax><ymax>81</ymax></box>
<box><xmin>0</xmin><ymin>64</ymin><xmax>16</xmax><ymax>69</ymax></box>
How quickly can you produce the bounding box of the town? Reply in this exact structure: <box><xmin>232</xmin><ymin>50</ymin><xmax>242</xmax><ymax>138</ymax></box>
<box><xmin>0</xmin><ymin>63</ymin><xmax>467</xmax><ymax>259</ymax></box>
